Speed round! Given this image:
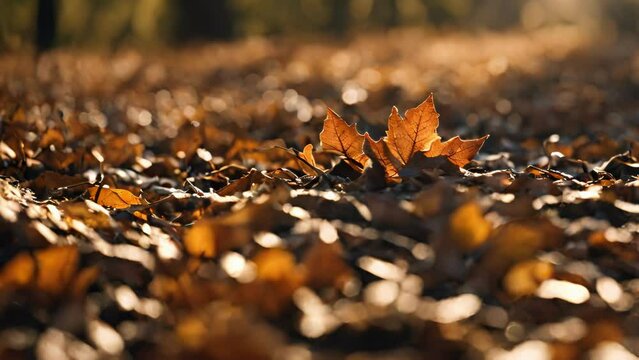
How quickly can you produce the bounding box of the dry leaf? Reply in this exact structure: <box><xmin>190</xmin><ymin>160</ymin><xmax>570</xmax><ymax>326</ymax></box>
<box><xmin>448</xmin><ymin>202</ymin><xmax>492</xmax><ymax>251</ymax></box>
<box><xmin>385</xmin><ymin>95</ymin><xmax>440</xmax><ymax>165</ymax></box>
<box><xmin>322</xmin><ymin>94</ymin><xmax>488</xmax><ymax>181</ymax></box>
<box><xmin>0</xmin><ymin>245</ymin><xmax>80</xmax><ymax>296</ymax></box>
<box><xmin>183</xmin><ymin>202</ymin><xmax>296</xmax><ymax>258</ymax></box>
<box><xmin>302</xmin><ymin>240</ymin><xmax>352</xmax><ymax>289</ymax></box>
<box><xmin>183</xmin><ymin>220</ymin><xmax>217</xmax><ymax>258</ymax></box>
<box><xmin>320</xmin><ymin>109</ymin><xmax>369</xmax><ymax>169</ymax></box>
<box><xmin>364</xmin><ymin>133</ymin><xmax>399</xmax><ymax>179</ymax></box>
<box><xmin>503</xmin><ymin>260</ymin><xmax>554</xmax><ymax>297</ymax></box>
<box><xmin>87</xmin><ymin>186</ymin><xmax>143</xmax><ymax>209</ymax></box>
<box><xmin>467</xmin><ymin>219</ymin><xmax>562</xmax><ymax>293</ymax></box>
<box><xmin>297</xmin><ymin>144</ymin><xmax>321</xmax><ymax>176</ymax></box>
<box><xmin>236</xmin><ymin>248</ymin><xmax>305</xmax><ymax>316</ymax></box>
<box><xmin>425</xmin><ymin>135</ymin><xmax>489</xmax><ymax>167</ymax></box>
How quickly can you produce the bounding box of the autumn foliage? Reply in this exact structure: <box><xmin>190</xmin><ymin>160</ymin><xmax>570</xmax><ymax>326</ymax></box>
<box><xmin>319</xmin><ymin>94</ymin><xmax>488</xmax><ymax>179</ymax></box>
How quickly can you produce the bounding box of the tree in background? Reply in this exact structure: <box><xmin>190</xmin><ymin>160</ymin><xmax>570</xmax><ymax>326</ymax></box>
<box><xmin>371</xmin><ymin>0</ymin><xmax>399</xmax><ymax>28</ymax></box>
<box><xmin>328</xmin><ymin>0</ymin><xmax>350</xmax><ymax>35</ymax></box>
<box><xmin>175</xmin><ymin>0</ymin><xmax>234</xmax><ymax>41</ymax></box>
<box><xmin>36</xmin><ymin>0</ymin><xmax>56</xmax><ymax>52</ymax></box>
<box><xmin>0</xmin><ymin>0</ymin><xmax>636</xmax><ymax>51</ymax></box>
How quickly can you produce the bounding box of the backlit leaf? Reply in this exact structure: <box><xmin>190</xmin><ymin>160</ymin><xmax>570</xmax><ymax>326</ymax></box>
<box><xmin>425</xmin><ymin>135</ymin><xmax>489</xmax><ymax>167</ymax></box>
<box><xmin>384</xmin><ymin>95</ymin><xmax>440</xmax><ymax>165</ymax></box>
<box><xmin>297</xmin><ymin>144</ymin><xmax>321</xmax><ymax>176</ymax></box>
<box><xmin>364</xmin><ymin>133</ymin><xmax>399</xmax><ymax>179</ymax></box>
<box><xmin>87</xmin><ymin>186</ymin><xmax>143</xmax><ymax>209</ymax></box>
<box><xmin>320</xmin><ymin>109</ymin><xmax>369</xmax><ymax>169</ymax></box>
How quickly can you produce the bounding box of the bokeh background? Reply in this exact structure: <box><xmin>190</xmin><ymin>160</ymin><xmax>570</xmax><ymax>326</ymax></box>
<box><xmin>1</xmin><ymin>0</ymin><xmax>639</xmax><ymax>51</ymax></box>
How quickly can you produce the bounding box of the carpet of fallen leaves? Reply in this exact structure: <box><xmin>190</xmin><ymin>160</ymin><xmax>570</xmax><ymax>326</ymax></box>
<box><xmin>1</xmin><ymin>27</ymin><xmax>639</xmax><ymax>359</ymax></box>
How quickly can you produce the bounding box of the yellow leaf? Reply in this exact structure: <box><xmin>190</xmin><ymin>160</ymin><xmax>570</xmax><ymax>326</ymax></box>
<box><xmin>183</xmin><ymin>220</ymin><xmax>216</xmax><ymax>258</ymax></box>
<box><xmin>320</xmin><ymin>108</ymin><xmax>369</xmax><ymax>169</ymax></box>
<box><xmin>87</xmin><ymin>186</ymin><xmax>143</xmax><ymax>209</ymax></box>
<box><xmin>297</xmin><ymin>143</ymin><xmax>321</xmax><ymax>176</ymax></box>
<box><xmin>70</xmin><ymin>266</ymin><xmax>100</xmax><ymax>299</ymax></box>
<box><xmin>449</xmin><ymin>202</ymin><xmax>492</xmax><ymax>251</ymax></box>
<box><xmin>503</xmin><ymin>260</ymin><xmax>554</xmax><ymax>298</ymax></box>
<box><xmin>0</xmin><ymin>253</ymin><xmax>34</xmax><ymax>288</ymax></box>
<box><xmin>253</xmin><ymin>248</ymin><xmax>298</xmax><ymax>282</ymax></box>
<box><xmin>473</xmin><ymin>219</ymin><xmax>563</xmax><ymax>280</ymax></box>
<box><xmin>36</xmin><ymin>245</ymin><xmax>79</xmax><ymax>295</ymax></box>
<box><xmin>176</xmin><ymin>316</ymin><xmax>208</xmax><ymax>350</ymax></box>
<box><xmin>385</xmin><ymin>94</ymin><xmax>440</xmax><ymax>165</ymax></box>
<box><xmin>0</xmin><ymin>245</ymin><xmax>79</xmax><ymax>296</ymax></box>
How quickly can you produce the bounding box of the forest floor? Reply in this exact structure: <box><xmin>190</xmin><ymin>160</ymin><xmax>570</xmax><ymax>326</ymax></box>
<box><xmin>1</xmin><ymin>27</ymin><xmax>639</xmax><ymax>359</ymax></box>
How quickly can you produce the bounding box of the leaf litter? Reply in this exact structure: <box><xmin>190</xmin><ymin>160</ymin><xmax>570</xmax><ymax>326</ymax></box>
<box><xmin>0</xmin><ymin>28</ymin><xmax>639</xmax><ymax>359</ymax></box>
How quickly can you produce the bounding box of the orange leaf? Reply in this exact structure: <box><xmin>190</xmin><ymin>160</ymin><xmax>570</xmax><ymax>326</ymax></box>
<box><xmin>425</xmin><ymin>135</ymin><xmax>489</xmax><ymax>167</ymax></box>
<box><xmin>364</xmin><ymin>133</ymin><xmax>399</xmax><ymax>179</ymax></box>
<box><xmin>87</xmin><ymin>186</ymin><xmax>143</xmax><ymax>209</ymax></box>
<box><xmin>385</xmin><ymin>94</ymin><xmax>440</xmax><ymax>165</ymax></box>
<box><xmin>0</xmin><ymin>245</ymin><xmax>79</xmax><ymax>296</ymax></box>
<box><xmin>503</xmin><ymin>260</ymin><xmax>554</xmax><ymax>298</ymax></box>
<box><xmin>320</xmin><ymin>109</ymin><xmax>369</xmax><ymax>169</ymax></box>
<box><xmin>183</xmin><ymin>220</ymin><xmax>217</xmax><ymax>258</ymax></box>
<box><xmin>297</xmin><ymin>143</ymin><xmax>321</xmax><ymax>176</ymax></box>
<box><xmin>448</xmin><ymin>202</ymin><xmax>492</xmax><ymax>251</ymax></box>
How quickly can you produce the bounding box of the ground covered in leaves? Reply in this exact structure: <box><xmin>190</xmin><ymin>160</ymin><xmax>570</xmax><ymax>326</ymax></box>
<box><xmin>1</xmin><ymin>27</ymin><xmax>639</xmax><ymax>359</ymax></box>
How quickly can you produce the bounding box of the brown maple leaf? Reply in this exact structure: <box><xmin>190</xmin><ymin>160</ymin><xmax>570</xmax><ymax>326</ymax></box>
<box><xmin>385</xmin><ymin>94</ymin><xmax>440</xmax><ymax>165</ymax></box>
<box><xmin>319</xmin><ymin>109</ymin><xmax>369</xmax><ymax>169</ymax></box>
<box><xmin>364</xmin><ymin>133</ymin><xmax>399</xmax><ymax>179</ymax></box>
<box><xmin>424</xmin><ymin>135</ymin><xmax>489</xmax><ymax>167</ymax></box>
<box><xmin>319</xmin><ymin>94</ymin><xmax>488</xmax><ymax>181</ymax></box>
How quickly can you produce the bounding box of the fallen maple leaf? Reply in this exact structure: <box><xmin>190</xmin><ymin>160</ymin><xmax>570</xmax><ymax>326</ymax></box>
<box><xmin>319</xmin><ymin>109</ymin><xmax>369</xmax><ymax>169</ymax></box>
<box><xmin>425</xmin><ymin>135</ymin><xmax>490</xmax><ymax>167</ymax></box>
<box><xmin>364</xmin><ymin>133</ymin><xmax>399</xmax><ymax>179</ymax></box>
<box><xmin>385</xmin><ymin>95</ymin><xmax>440</xmax><ymax>165</ymax></box>
<box><xmin>320</xmin><ymin>94</ymin><xmax>488</xmax><ymax>181</ymax></box>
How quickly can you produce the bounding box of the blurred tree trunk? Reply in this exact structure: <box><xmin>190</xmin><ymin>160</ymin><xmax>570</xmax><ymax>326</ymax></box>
<box><xmin>329</xmin><ymin>0</ymin><xmax>349</xmax><ymax>35</ymax></box>
<box><xmin>470</xmin><ymin>0</ymin><xmax>522</xmax><ymax>29</ymax></box>
<box><xmin>371</xmin><ymin>0</ymin><xmax>399</xmax><ymax>29</ymax></box>
<box><xmin>423</xmin><ymin>0</ymin><xmax>454</xmax><ymax>27</ymax></box>
<box><xmin>176</xmin><ymin>0</ymin><xmax>233</xmax><ymax>41</ymax></box>
<box><xmin>36</xmin><ymin>0</ymin><xmax>56</xmax><ymax>52</ymax></box>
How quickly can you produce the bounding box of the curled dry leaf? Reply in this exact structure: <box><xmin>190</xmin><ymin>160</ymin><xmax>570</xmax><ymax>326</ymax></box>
<box><xmin>297</xmin><ymin>143</ymin><xmax>322</xmax><ymax>176</ymax></box>
<box><xmin>425</xmin><ymin>135</ymin><xmax>490</xmax><ymax>167</ymax></box>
